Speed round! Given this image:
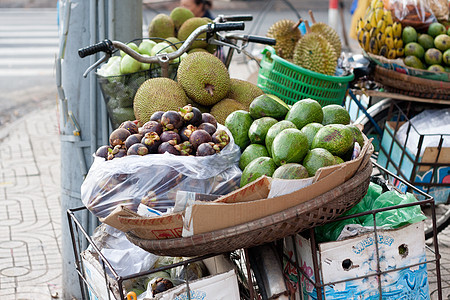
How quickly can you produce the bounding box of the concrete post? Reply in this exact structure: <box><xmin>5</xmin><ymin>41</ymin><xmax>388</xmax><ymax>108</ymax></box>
<box><xmin>58</xmin><ymin>0</ymin><xmax>142</xmax><ymax>299</ymax></box>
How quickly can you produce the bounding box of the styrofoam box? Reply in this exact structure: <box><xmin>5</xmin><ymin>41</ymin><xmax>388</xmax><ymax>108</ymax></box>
<box><xmin>284</xmin><ymin>221</ymin><xmax>430</xmax><ymax>299</ymax></box>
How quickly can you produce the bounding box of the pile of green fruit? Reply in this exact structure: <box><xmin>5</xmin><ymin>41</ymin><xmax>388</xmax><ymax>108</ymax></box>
<box><xmin>402</xmin><ymin>23</ymin><xmax>450</xmax><ymax>72</ymax></box>
<box><xmin>225</xmin><ymin>95</ymin><xmax>365</xmax><ymax>187</ymax></box>
<box><xmin>266</xmin><ymin>10</ymin><xmax>342</xmax><ymax>76</ymax></box>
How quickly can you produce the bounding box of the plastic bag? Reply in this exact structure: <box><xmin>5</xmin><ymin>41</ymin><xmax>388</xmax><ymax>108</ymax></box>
<box><xmin>396</xmin><ymin>108</ymin><xmax>450</xmax><ymax>157</ymax></box>
<box><xmin>429</xmin><ymin>0</ymin><xmax>449</xmax><ymax>22</ymax></box>
<box><xmin>87</xmin><ymin>224</ymin><xmax>159</xmax><ymax>278</ymax></box>
<box><xmin>315</xmin><ymin>182</ymin><xmax>426</xmax><ymax>242</ymax></box>
<box><xmin>362</xmin><ymin>189</ymin><xmax>427</xmax><ymax>228</ymax></box>
<box><xmin>81</xmin><ymin>125</ymin><xmax>242</xmax><ymax>218</ymax></box>
<box><xmin>384</xmin><ymin>0</ymin><xmax>437</xmax><ymax>29</ymax></box>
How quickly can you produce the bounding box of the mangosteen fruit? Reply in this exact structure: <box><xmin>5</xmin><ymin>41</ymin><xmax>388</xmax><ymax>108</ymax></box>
<box><xmin>160</xmin><ymin>110</ymin><xmax>183</xmax><ymax>131</ymax></box>
<box><xmin>124</xmin><ymin>133</ymin><xmax>143</xmax><ymax>150</ymax></box>
<box><xmin>174</xmin><ymin>141</ymin><xmax>193</xmax><ymax>156</ymax></box>
<box><xmin>201</xmin><ymin>113</ymin><xmax>217</xmax><ymax>128</ymax></box>
<box><xmin>179</xmin><ymin>124</ymin><xmax>196</xmax><ymax>142</ymax></box>
<box><xmin>179</xmin><ymin>104</ymin><xmax>202</xmax><ymax>126</ymax></box>
<box><xmin>119</xmin><ymin>120</ymin><xmax>139</xmax><ymax>134</ymax></box>
<box><xmin>160</xmin><ymin>130</ymin><xmax>181</xmax><ymax>144</ymax></box>
<box><xmin>150</xmin><ymin>111</ymin><xmax>165</xmax><ymax>123</ymax></box>
<box><xmin>107</xmin><ymin>145</ymin><xmax>127</xmax><ymax>160</ymax></box>
<box><xmin>141</xmin><ymin>132</ymin><xmax>161</xmax><ymax>154</ymax></box>
<box><xmin>141</xmin><ymin>120</ymin><xmax>163</xmax><ymax>136</ymax></box>
<box><xmin>152</xmin><ymin>278</ymin><xmax>174</xmax><ymax>295</ymax></box>
<box><xmin>196</xmin><ymin>143</ymin><xmax>216</xmax><ymax>156</ymax></box>
<box><xmin>95</xmin><ymin>145</ymin><xmax>112</xmax><ymax>159</ymax></box>
<box><xmin>189</xmin><ymin>129</ymin><xmax>212</xmax><ymax>149</ymax></box>
<box><xmin>109</xmin><ymin>128</ymin><xmax>131</xmax><ymax>147</ymax></box>
<box><xmin>127</xmin><ymin>143</ymin><xmax>149</xmax><ymax>156</ymax></box>
<box><xmin>212</xmin><ymin>129</ymin><xmax>230</xmax><ymax>149</ymax></box>
<box><xmin>198</xmin><ymin>122</ymin><xmax>216</xmax><ymax>136</ymax></box>
<box><xmin>158</xmin><ymin>142</ymin><xmax>180</xmax><ymax>155</ymax></box>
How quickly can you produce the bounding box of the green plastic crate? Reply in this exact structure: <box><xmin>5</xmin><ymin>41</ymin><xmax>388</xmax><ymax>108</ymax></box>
<box><xmin>257</xmin><ymin>46</ymin><xmax>354</xmax><ymax>106</ymax></box>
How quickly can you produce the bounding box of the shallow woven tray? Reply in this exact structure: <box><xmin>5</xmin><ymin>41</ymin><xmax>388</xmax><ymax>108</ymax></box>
<box><xmin>126</xmin><ymin>156</ymin><xmax>373</xmax><ymax>257</ymax></box>
<box><xmin>373</xmin><ymin>66</ymin><xmax>450</xmax><ymax>100</ymax></box>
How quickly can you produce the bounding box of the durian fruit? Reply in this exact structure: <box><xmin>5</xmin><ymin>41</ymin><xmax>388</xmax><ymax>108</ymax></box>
<box><xmin>292</xmin><ymin>20</ymin><xmax>337</xmax><ymax>76</ymax></box>
<box><xmin>210</xmin><ymin>98</ymin><xmax>247</xmax><ymax>125</ymax></box>
<box><xmin>266</xmin><ymin>19</ymin><xmax>302</xmax><ymax>60</ymax></box>
<box><xmin>308</xmin><ymin>10</ymin><xmax>342</xmax><ymax>59</ymax></box>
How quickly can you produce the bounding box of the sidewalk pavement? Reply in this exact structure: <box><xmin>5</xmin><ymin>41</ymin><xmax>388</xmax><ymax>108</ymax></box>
<box><xmin>0</xmin><ymin>94</ymin><xmax>449</xmax><ymax>299</ymax></box>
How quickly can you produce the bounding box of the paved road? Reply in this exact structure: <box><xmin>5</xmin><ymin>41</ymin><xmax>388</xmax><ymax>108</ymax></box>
<box><xmin>0</xmin><ymin>8</ymin><xmax>58</xmax><ymax>126</ymax></box>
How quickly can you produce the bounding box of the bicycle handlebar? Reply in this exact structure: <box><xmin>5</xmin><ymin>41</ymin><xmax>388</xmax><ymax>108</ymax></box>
<box><xmin>78</xmin><ymin>22</ymin><xmax>245</xmax><ymax>61</ymax></box>
<box><xmin>247</xmin><ymin>35</ymin><xmax>276</xmax><ymax>46</ymax></box>
<box><xmin>215</xmin><ymin>14</ymin><xmax>253</xmax><ymax>22</ymax></box>
<box><xmin>78</xmin><ymin>39</ymin><xmax>114</xmax><ymax>58</ymax></box>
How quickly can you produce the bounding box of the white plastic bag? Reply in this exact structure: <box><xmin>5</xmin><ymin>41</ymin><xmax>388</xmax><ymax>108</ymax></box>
<box><xmin>396</xmin><ymin>108</ymin><xmax>450</xmax><ymax>157</ymax></box>
<box><xmin>81</xmin><ymin>125</ymin><xmax>242</xmax><ymax>218</ymax></box>
<box><xmin>88</xmin><ymin>224</ymin><xmax>159</xmax><ymax>277</ymax></box>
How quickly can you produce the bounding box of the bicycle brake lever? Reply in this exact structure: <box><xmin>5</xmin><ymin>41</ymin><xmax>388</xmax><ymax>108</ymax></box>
<box><xmin>82</xmin><ymin>53</ymin><xmax>111</xmax><ymax>78</ymax></box>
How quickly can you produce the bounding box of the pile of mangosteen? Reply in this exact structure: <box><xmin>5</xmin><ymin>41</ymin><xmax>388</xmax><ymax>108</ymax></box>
<box><xmin>96</xmin><ymin>104</ymin><xmax>231</xmax><ymax>160</ymax></box>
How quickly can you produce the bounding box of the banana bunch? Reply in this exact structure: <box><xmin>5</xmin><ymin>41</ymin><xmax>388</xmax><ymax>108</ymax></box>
<box><xmin>356</xmin><ymin>0</ymin><xmax>404</xmax><ymax>59</ymax></box>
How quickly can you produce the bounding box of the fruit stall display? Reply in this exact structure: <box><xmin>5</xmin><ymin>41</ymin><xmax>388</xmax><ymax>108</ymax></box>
<box><xmin>356</xmin><ymin>0</ymin><xmax>450</xmax><ymax>75</ymax></box>
<box><xmin>78</xmin><ymin>8</ymin><xmax>378</xmax><ymax>298</ymax></box>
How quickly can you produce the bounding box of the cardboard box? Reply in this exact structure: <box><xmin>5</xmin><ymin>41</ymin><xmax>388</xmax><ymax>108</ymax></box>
<box><xmin>81</xmin><ymin>250</ymin><xmax>120</xmax><ymax>300</ymax></box>
<box><xmin>151</xmin><ymin>269</ymin><xmax>240</xmax><ymax>300</ymax></box>
<box><xmin>284</xmin><ymin>221</ymin><xmax>430</xmax><ymax>299</ymax></box>
<box><xmin>377</xmin><ymin>121</ymin><xmax>450</xmax><ymax>204</ymax></box>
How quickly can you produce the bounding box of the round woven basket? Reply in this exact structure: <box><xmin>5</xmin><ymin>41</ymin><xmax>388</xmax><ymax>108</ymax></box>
<box><xmin>125</xmin><ymin>156</ymin><xmax>373</xmax><ymax>257</ymax></box>
<box><xmin>373</xmin><ymin>66</ymin><xmax>450</xmax><ymax>100</ymax></box>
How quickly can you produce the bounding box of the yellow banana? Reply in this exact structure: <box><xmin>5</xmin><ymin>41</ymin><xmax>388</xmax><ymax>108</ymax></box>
<box><xmin>375</xmin><ymin>8</ymin><xmax>384</xmax><ymax>23</ymax></box>
<box><xmin>387</xmin><ymin>49</ymin><xmax>397</xmax><ymax>59</ymax></box>
<box><xmin>375</xmin><ymin>1</ymin><xmax>384</xmax><ymax>9</ymax></box>
<box><xmin>370</xmin><ymin>0</ymin><xmax>378</xmax><ymax>8</ymax></box>
<box><xmin>393</xmin><ymin>22</ymin><xmax>402</xmax><ymax>39</ymax></box>
<box><xmin>385</xmin><ymin>34</ymin><xmax>394</xmax><ymax>49</ymax></box>
<box><xmin>357</xmin><ymin>30</ymin><xmax>365</xmax><ymax>44</ymax></box>
<box><xmin>358</xmin><ymin>18</ymin><xmax>365</xmax><ymax>32</ymax></box>
<box><xmin>377</xmin><ymin>32</ymin><xmax>386</xmax><ymax>48</ymax></box>
<box><xmin>377</xmin><ymin>19</ymin><xmax>386</xmax><ymax>33</ymax></box>
<box><xmin>362</xmin><ymin>31</ymin><xmax>371</xmax><ymax>52</ymax></box>
<box><xmin>365</xmin><ymin>20</ymin><xmax>373</xmax><ymax>31</ymax></box>
<box><xmin>396</xmin><ymin>48</ymin><xmax>405</xmax><ymax>57</ymax></box>
<box><xmin>370</xmin><ymin>27</ymin><xmax>379</xmax><ymax>39</ymax></box>
<box><xmin>385</xmin><ymin>25</ymin><xmax>393</xmax><ymax>37</ymax></box>
<box><xmin>394</xmin><ymin>38</ymin><xmax>403</xmax><ymax>49</ymax></box>
<box><xmin>379</xmin><ymin>45</ymin><xmax>388</xmax><ymax>57</ymax></box>
<box><xmin>369</xmin><ymin>37</ymin><xmax>379</xmax><ymax>54</ymax></box>
<box><xmin>370</xmin><ymin>13</ymin><xmax>378</xmax><ymax>28</ymax></box>
<box><xmin>385</xmin><ymin>10</ymin><xmax>393</xmax><ymax>25</ymax></box>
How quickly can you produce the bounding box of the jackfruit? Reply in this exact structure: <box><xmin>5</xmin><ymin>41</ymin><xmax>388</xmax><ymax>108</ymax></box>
<box><xmin>210</xmin><ymin>98</ymin><xmax>247</xmax><ymax>125</ymax></box>
<box><xmin>170</xmin><ymin>7</ymin><xmax>194</xmax><ymax>32</ymax></box>
<box><xmin>133</xmin><ymin>78</ymin><xmax>189</xmax><ymax>126</ymax></box>
<box><xmin>148</xmin><ymin>14</ymin><xmax>175</xmax><ymax>39</ymax></box>
<box><xmin>266</xmin><ymin>19</ymin><xmax>302</xmax><ymax>59</ymax></box>
<box><xmin>177</xmin><ymin>52</ymin><xmax>230</xmax><ymax>106</ymax></box>
<box><xmin>292</xmin><ymin>31</ymin><xmax>337</xmax><ymax>76</ymax></box>
<box><xmin>177</xmin><ymin>17</ymin><xmax>209</xmax><ymax>49</ymax></box>
<box><xmin>227</xmin><ymin>78</ymin><xmax>264</xmax><ymax>108</ymax></box>
<box><xmin>308</xmin><ymin>11</ymin><xmax>341</xmax><ymax>58</ymax></box>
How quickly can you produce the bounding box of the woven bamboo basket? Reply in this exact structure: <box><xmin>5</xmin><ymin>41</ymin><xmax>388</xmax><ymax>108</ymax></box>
<box><xmin>125</xmin><ymin>153</ymin><xmax>373</xmax><ymax>257</ymax></box>
<box><xmin>373</xmin><ymin>66</ymin><xmax>450</xmax><ymax>100</ymax></box>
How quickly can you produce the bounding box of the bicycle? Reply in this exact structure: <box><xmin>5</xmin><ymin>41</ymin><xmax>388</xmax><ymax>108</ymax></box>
<box><xmin>346</xmin><ymin>57</ymin><xmax>450</xmax><ymax>241</ymax></box>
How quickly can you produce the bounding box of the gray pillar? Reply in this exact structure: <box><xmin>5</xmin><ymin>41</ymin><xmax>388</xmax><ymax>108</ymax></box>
<box><xmin>57</xmin><ymin>0</ymin><xmax>142</xmax><ymax>299</ymax></box>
